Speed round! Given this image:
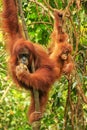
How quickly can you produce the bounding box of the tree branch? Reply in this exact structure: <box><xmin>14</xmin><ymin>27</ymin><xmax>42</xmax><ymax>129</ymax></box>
<box><xmin>0</xmin><ymin>84</ymin><xmax>12</xmax><ymax>103</ymax></box>
<box><xmin>17</xmin><ymin>0</ymin><xmax>29</xmax><ymax>40</ymax></box>
<box><xmin>29</xmin><ymin>0</ymin><xmax>54</xmax><ymax>18</ymax></box>
<box><xmin>17</xmin><ymin>0</ymin><xmax>41</xmax><ymax>129</ymax></box>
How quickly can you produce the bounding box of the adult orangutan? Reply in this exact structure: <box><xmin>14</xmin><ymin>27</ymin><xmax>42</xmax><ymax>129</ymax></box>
<box><xmin>2</xmin><ymin>0</ymin><xmax>58</xmax><ymax>124</ymax></box>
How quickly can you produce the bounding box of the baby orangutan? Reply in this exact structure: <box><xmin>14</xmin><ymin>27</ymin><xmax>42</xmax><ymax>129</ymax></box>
<box><xmin>49</xmin><ymin>10</ymin><xmax>74</xmax><ymax>77</ymax></box>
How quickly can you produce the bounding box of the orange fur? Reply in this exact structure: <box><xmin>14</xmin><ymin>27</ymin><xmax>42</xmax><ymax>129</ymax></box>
<box><xmin>2</xmin><ymin>0</ymin><xmax>58</xmax><ymax>124</ymax></box>
<box><xmin>49</xmin><ymin>10</ymin><xmax>74</xmax><ymax>76</ymax></box>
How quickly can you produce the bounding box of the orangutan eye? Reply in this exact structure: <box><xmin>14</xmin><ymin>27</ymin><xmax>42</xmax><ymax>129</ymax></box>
<box><xmin>19</xmin><ymin>53</ymin><xmax>29</xmax><ymax>58</ymax></box>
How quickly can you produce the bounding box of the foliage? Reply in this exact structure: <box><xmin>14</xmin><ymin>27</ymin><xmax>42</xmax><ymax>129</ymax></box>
<box><xmin>0</xmin><ymin>0</ymin><xmax>87</xmax><ymax>130</ymax></box>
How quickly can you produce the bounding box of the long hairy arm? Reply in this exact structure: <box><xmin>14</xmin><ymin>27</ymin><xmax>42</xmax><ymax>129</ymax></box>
<box><xmin>2</xmin><ymin>0</ymin><xmax>22</xmax><ymax>36</ymax></box>
<box><xmin>16</xmin><ymin>64</ymin><xmax>55</xmax><ymax>92</ymax></box>
<box><xmin>2</xmin><ymin>0</ymin><xmax>23</xmax><ymax>52</ymax></box>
